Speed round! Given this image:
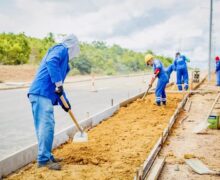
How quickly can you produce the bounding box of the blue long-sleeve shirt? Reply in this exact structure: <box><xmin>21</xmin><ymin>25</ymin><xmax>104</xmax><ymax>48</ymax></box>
<box><xmin>152</xmin><ymin>59</ymin><xmax>168</xmax><ymax>82</ymax></box>
<box><xmin>174</xmin><ymin>55</ymin><xmax>189</xmax><ymax>70</ymax></box>
<box><xmin>28</xmin><ymin>44</ymin><xmax>70</xmax><ymax>105</ymax></box>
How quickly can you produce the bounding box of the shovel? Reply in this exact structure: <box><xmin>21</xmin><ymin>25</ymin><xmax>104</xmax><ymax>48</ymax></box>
<box><xmin>193</xmin><ymin>93</ymin><xmax>220</xmax><ymax>134</ymax></box>
<box><xmin>185</xmin><ymin>158</ymin><xmax>220</xmax><ymax>175</ymax></box>
<box><xmin>60</xmin><ymin>95</ymin><xmax>88</xmax><ymax>143</ymax></box>
<box><xmin>142</xmin><ymin>86</ymin><xmax>151</xmax><ymax>100</ymax></box>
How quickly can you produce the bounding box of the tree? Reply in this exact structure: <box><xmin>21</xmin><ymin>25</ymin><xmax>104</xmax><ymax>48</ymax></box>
<box><xmin>72</xmin><ymin>54</ymin><xmax>92</xmax><ymax>74</ymax></box>
<box><xmin>28</xmin><ymin>33</ymin><xmax>55</xmax><ymax>64</ymax></box>
<box><xmin>0</xmin><ymin>33</ymin><xmax>30</xmax><ymax>65</ymax></box>
<box><xmin>145</xmin><ymin>50</ymin><xmax>154</xmax><ymax>55</ymax></box>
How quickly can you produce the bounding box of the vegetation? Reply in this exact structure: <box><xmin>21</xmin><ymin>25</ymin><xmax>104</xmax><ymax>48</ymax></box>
<box><xmin>71</xmin><ymin>42</ymin><xmax>146</xmax><ymax>75</ymax></box>
<box><xmin>0</xmin><ymin>33</ymin><xmax>30</xmax><ymax>65</ymax></box>
<box><xmin>28</xmin><ymin>32</ymin><xmax>55</xmax><ymax>64</ymax></box>
<box><xmin>0</xmin><ymin>33</ymin><xmax>173</xmax><ymax>75</ymax></box>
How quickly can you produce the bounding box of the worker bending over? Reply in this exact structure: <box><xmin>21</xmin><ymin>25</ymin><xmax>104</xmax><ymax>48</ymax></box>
<box><xmin>173</xmin><ymin>52</ymin><xmax>190</xmax><ymax>91</ymax></box>
<box><xmin>145</xmin><ymin>54</ymin><xmax>169</xmax><ymax>106</ymax></box>
<box><xmin>165</xmin><ymin>64</ymin><xmax>175</xmax><ymax>82</ymax></box>
<box><xmin>215</xmin><ymin>56</ymin><xmax>220</xmax><ymax>86</ymax></box>
<box><xmin>28</xmin><ymin>34</ymin><xmax>80</xmax><ymax>170</ymax></box>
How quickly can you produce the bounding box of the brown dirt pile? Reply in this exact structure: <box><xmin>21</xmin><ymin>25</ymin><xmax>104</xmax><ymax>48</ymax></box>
<box><xmin>6</xmin><ymin>94</ymin><xmax>182</xmax><ymax>180</ymax></box>
<box><xmin>0</xmin><ymin>65</ymin><xmax>37</xmax><ymax>82</ymax></box>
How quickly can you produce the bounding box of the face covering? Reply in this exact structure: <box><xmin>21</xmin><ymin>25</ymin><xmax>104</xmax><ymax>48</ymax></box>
<box><xmin>62</xmin><ymin>34</ymin><xmax>80</xmax><ymax>61</ymax></box>
<box><xmin>68</xmin><ymin>45</ymin><xmax>80</xmax><ymax>61</ymax></box>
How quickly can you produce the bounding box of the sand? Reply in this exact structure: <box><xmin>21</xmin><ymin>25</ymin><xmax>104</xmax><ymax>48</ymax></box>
<box><xmin>6</xmin><ymin>94</ymin><xmax>182</xmax><ymax>180</ymax></box>
<box><xmin>159</xmin><ymin>80</ymin><xmax>220</xmax><ymax>179</ymax></box>
<box><xmin>0</xmin><ymin>65</ymin><xmax>38</xmax><ymax>82</ymax></box>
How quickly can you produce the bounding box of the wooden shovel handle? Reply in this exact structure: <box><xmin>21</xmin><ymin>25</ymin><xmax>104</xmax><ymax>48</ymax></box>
<box><xmin>60</xmin><ymin>95</ymin><xmax>70</xmax><ymax>109</ymax></box>
<box><xmin>60</xmin><ymin>95</ymin><xmax>83</xmax><ymax>133</ymax></box>
<box><xmin>142</xmin><ymin>87</ymin><xmax>150</xmax><ymax>100</ymax></box>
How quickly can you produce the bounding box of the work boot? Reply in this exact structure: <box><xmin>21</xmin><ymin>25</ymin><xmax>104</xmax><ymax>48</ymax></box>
<box><xmin>178</xmin><ymin>86</ymin><xmax>183</xmax><ymax>91</ymax></box>
<box><xmin>162</xmin><ymin>101</ymin><xmax>166</xmax><ymax>106</ymax></box>
<box><xmin>51</xmin><ymin>156</ymin><xmax>63</xmax><ymax>163</ymax></box>
<box><xmin>156</xmin><ymin>102</ymin><xmax>161</xmax><ymax>106</ymax></box>
<box><xmin>184</xmin><ymin>86</ymin><xmax>188</xmax><ymax>91</ymax></box>
<box><xmin>38</xmin><ymin>160</ymin><xmax>61</xmax><ymax>170</ymax></box>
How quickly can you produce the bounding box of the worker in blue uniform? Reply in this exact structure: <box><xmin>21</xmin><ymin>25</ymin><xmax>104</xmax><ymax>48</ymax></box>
<box><xmin>215</xmin><ymin>56</ymin><xmax>220</xmax><ymax>86</ymax></box>
<box><xmin>173</xmin><ymin>52</ymin><xmax>190</xmax><ymax>91</ymax></box>
<box><xmin>145</xmin><ymin>54</ymin><xmax>169</xmax><ymax>106</ymax></box>
<box><xmin>28</xmin><ymin>34</ymin><xmax>80</xmax><ymax>170</ymax></box>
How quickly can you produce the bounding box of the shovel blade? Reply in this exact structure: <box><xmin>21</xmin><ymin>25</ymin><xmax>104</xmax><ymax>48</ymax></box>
<box><xmin>193</xmin><ymin>121</ymin><xmax>209</xmax><ymax>134</ymax></box>
<box><xmin>73</xmin><ymin>131</ymin><xmax>88</xmax><ymax>143</ymax></box>
<box><xmin>185</xmin><ymin>158</ymin><xmax>216</xmax><ymax>175</ymax></box>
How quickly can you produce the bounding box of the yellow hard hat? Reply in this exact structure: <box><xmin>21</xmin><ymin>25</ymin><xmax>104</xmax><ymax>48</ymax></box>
<box><xmin>145</xmin><ymin>54</ymin><xmax>154</xmax><ymax>63</ymax></box>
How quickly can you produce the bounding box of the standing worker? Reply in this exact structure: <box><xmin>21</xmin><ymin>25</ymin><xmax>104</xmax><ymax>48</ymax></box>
<box><xmin>215</xmin><ymin>56</ymin><xmax>220</xmax><ymax>86</ymax></box>
<box><xmin>28</xmin><ymin>34</ymin><xmax>80</xmax><ymax>170</ymax></box>
<box><xmin>173</xmin><ymin>52</ymin><xmax>190</xmax><ymax>91</ymax></box>
<box><xmin>145</xmin><ymin>54</ymin><xmax>169</xmax><ymax>106</ymax></box>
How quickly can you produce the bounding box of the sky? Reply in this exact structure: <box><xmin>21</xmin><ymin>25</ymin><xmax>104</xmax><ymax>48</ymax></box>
<box><xmin>0</xmin><ymin>0</ymin><xmax>220</xmax><ymax>69</ymax></box>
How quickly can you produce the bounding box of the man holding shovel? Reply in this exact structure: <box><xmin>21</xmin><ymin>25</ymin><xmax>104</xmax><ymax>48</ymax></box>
<box><xmin>28</xmin><ymin>34</ymin><xmax>80</xmax><ymax>170</ymax></box>
<box><xmin>145</xmin><ymin>54</ymin><xmax>169</xmax><ymax>106</ymax></box>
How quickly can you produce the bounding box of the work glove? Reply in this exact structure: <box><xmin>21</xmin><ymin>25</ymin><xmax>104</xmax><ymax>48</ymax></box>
<box><xmin>55</xmin><ymin>86</ymin><xmax>64</xmax><ymax>97</ymax></box>
<box><xmin>55</xmin><ymin>86</ymin><xmax>71</xmax><ymax>112</ymax></box>
<box><xmin>58</xmin><ymin>95</ymin><xmax>71</xmax><ymax>112</ymax></box>
<box><xmin>61</xmin><ymin>97</ymin><xmax>71</xmax><ymax>112</ymax></box>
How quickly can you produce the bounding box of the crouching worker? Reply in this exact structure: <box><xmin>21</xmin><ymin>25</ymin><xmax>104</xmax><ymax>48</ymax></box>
<box><xmin>145</xmin><ymin>54</ymin><xmax>169</xmax><ymax>106</ymax></box>
<box><xmin>28</xmin><ymin>34</ymin><xmax>80</xmax><ymax>170</ymax></box>
<box><xmin>215</xmin><ymin>56</ymin><xmax>220</xmax><ymax>86</ymax></box>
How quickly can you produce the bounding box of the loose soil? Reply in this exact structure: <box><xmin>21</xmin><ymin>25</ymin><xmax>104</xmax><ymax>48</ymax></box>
<box><xmin>6</xmin><ymin>94</ymin><xmax>182</xmax><ymax>180</ymax></box>
<box><xmin>159</xmin><ymin>78</ymin><xmax>220</xmax><ymax>179</ymax></box>
<box><xmin>0</xmin><ymin>65</ymin><xmax>38</xmax><ymax>82</ymax></box>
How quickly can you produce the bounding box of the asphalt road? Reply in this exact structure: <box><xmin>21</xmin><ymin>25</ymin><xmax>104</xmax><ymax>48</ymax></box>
<box><xmin>0</xmin><ymin>74</ymin><xmax>152</xmax><ymax>160</ymax></box>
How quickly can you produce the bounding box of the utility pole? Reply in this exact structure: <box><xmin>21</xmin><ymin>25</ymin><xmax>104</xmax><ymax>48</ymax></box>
<box><xmin>208</xmin><ymin>0</ymin><xmax>213</xmax><ymax>82</ymax></box>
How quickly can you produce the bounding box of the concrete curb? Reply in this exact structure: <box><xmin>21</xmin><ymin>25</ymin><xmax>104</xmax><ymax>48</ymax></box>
<box><xmin>138</xmin><ymin>93</ymin><xmax>189</xmax><ymax>180</ymax></box>
<box><xmin>0</xmin><ymin>92</ymin><xmax>135</xmax><ymax>178</ymax></box>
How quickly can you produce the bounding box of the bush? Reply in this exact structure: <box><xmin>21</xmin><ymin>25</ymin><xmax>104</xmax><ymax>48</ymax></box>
<box><xmin>0</xmin><ymin>33</ymin><xmax>30</xmax><ymax>65</ymax></box>
<box><xmin>72</xmin><ymin>54</ymin><xmax>92</xmax><ymax>74</ymax></box>
<box><xmin>28</xmin><ymin>33</ymin><xmax>55</xmax><ymax>64</ymax></box>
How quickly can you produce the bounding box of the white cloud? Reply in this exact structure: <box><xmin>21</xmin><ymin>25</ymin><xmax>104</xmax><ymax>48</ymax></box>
<box><xmin>0</xmin><ymin>0</ymin><xmax>219</xmax><ymax>69</ymax></box>
<box><xmin>106</xmin><ymin>2</ymin><xmax>212</xmax><ymax>65</ymax></box>
<box><xmin>0</xmin><ymin>0</ymin><xmax>180</xmax><ymax>38</ymax></box>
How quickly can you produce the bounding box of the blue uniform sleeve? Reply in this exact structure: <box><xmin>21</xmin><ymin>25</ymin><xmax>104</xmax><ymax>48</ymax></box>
<box><xmin>216</xmin><ymin>62</ymin><xmax>220</xmax><ymax>72</ymax></box>
<box><xmin>173</xmin><ymin>60</ymin><xmax>177</xmax><ymax>70</ymax></box>
<box><xmin>182</xmin><ymin>55</ymin><xmax>190</xmax><ymax>62</ymax></box>
<box><xmin>46</xmin><ymin>46</ymin><xmax>66</xmax><ymax>84</ymax></box>
<box><xmin>186</xmin><ymin>57</ymin><xmax>190</xmax><ymax>62</ymax></box>
<box><xmin>57</xmin><ymin>91</ymin><xmax>69</xmax><ymax>105</ymax></box>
